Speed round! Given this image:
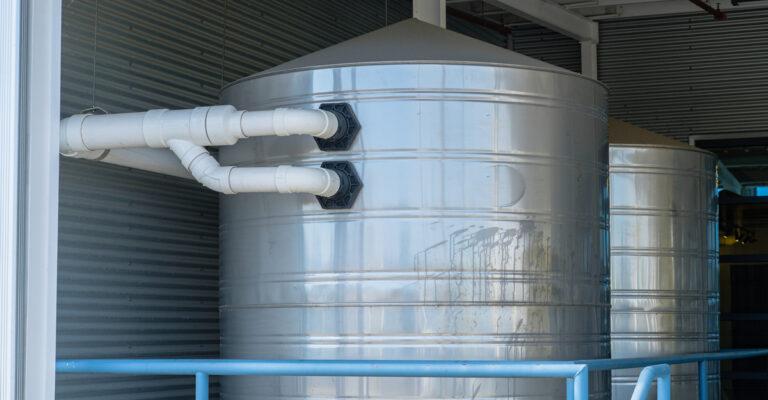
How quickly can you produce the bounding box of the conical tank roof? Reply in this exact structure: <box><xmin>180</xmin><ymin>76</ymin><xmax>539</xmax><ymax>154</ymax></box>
<box><xmin>255</xmin><ymin>18</ymin><xmax>569</xmax><ymax>77</ymax></box>
<box><xmin>608</xmin><ymin>118</ymin><xmax>716</xmax><ymax>157</ymax></box>
<box><xmin>608</xmin><ymin>118</ymin><xmax>704</xmax><ymax>151</ymax></box>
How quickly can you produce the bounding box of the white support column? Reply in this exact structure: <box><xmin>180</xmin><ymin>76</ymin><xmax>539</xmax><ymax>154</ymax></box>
<box><xmin>413</xmin><ymin>0</ymin><xmax>446</xmax><ymax>28</ymax></box>
<box><xmin>580</xmin><ymin>40</ymin><xmax>598</xmax><ymax>79</ymax></box>
<box><xmin>22</xmin><ymin>3</ymin><xmax>61</xmax><ymax>396</ymax></box>
<box><xmin>22</xmin><ymin>0</ymin><xmax>60</xmax><ymax>398</ymax></box>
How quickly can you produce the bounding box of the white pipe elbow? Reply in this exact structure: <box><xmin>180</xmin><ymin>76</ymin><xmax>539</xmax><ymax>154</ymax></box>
<box><xmin>167</xmin><ymin>139</ymin><xmax>234</xmax><ymax>193</ymax></box>
<box><xmin>167</xmin><ymin>139</ymin><xmax>341</xmax><ymax>197</ymax></box>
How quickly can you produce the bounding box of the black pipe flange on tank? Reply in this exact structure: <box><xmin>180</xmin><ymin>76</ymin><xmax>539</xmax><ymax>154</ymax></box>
<box><xmin>315</xmin><ymin>103</ymin><xmax>360</xmax><ymax>151</ymax></box>
<box><xmin>316</xmin><ymin>161</ymin><xmax>362</xmax><ymax>210</ymax></box>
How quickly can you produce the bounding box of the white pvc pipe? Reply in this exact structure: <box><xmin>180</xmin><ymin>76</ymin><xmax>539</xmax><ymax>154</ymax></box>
<box><xmin>67</xmin><ymin>148</ymin><xmax>193</xmax><ymax>179</ymax></box>
<box><xmin>229</xmin><ymin>165</ymin><xmax>339</xmax><ymax>195</ymax></box>
<box><xmin>59</xmin><ymin>105</ymin><xmax>339</xmax><ymax>153</ymax></box>
<box><xmin>167</xmin><ymin>139</ymin><xmax>340</xmax><ymax>196</ymax></box>
<box><xmin>241</xmin><ymin>108</ymin><xmax>337</xmax><ymax>138</ymax></box>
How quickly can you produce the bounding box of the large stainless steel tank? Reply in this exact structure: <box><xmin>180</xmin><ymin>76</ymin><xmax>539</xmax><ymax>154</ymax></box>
<box><xmin>219</xmin><ymin>19</ymin><xmax>610</xmax><ymax>399</ymax></box>
<box><xmin>609</xmin><ymin>120</ymin><xmax>719</xmax><ymax>399</ymax></box>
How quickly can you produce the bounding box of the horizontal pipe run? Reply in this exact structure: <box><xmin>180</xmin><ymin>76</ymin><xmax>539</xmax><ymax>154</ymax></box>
<box><xmin>56</xmin><ymin>351</ymin><xmax>768</xmax><ymax>400</ymax></box>
<box><xmin>56</xmin><ymin>359</ymin><xmax>587</xmax><ymax>378</ymax></box>
<box><xmin>56</xmin><ymin>349</ymin><xmax>768</xmax><ymax>377</ymax></box>
<box><xmin>60</xmin><ymin>105</ymin><xmax>339</xmax><ymax>153</ymax></box>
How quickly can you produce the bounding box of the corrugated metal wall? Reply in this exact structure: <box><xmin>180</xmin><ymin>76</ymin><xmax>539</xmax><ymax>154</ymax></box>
<box><xmin>58</xmin><ymin>1</ymin><xmax>410</xmax><ymax>399</ymax></box>
<box><xmin>61</xmin><ymin>0</ymin><xmax>410</xmax><ymax>115</ymax></box>
<box><xmin>447</xmin><ymin>16</ymin><xmax>581</xmax><ymax>73</ymax></box>
<box><xmin>508</xmin><ymin>23</ymin><xmax>581</xmax><ymax>73</ymax></box>
<box><xmin>599</xmin><ymin>8</ymin><xmax>768</xmax><ymax>142</ymax></box>
<box><xmin>56</xmin><ymin>159</ymin><xmax>220</xmax><ymax>400</ymax></box>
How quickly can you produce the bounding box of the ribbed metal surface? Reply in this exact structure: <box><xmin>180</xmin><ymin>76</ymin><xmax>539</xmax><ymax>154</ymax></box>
<box><xmin>56</xmin><ymin>158</ymin><xmax>219</xmax><ymax>400</ymax></box>
<box><xmin>509</xmin><ymin>23</ymin><xmax>581</xmax><ymax>74</ymax></box>
<box><xmin>446</xmin><ymin>18</ymin><xmax>581</xmax><ymax>73</ymax></box>
<box><xmin>219</xmin><ymin>21</ymin><xmax>610</xmax><ymax>399</ymax></box>
<box><xmin>609</xmin><ymin>145</ymin><xmax>719</xmax><ymax>399</ymax></box>
<box><xmin>61</xmin><ymin>0</ymin><xmax>410</xmax><ymax>115</ymax></box>
<box><xmin>599</xmin><ymin>9</ymin><xmax>768</xmax><ymax>142</ymax></box>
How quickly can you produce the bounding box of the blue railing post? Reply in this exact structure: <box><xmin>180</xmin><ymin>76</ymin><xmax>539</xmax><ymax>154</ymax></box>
<box><xmin>195</xmin><ymin>372</ymin><xmax>209</xmax><ymax>400</ymax></box>
<box><xmin>698</xmin><ymin>361</ymin><xmax>708</xmax><ymax>400</ymax></box>
<box><xmin>566</xmin><ymin>377</ymin><xmax>574</xmax><ymax>400</ymax></box>
<box><xmin>656</xmin><ymin>366</ymin><xmax>671</xmax><ymax>400</ymax></box>
<box><xmin>573</xmin><ymin>366</ymin><xmax>589</xmax><ymax>400</ymax></box>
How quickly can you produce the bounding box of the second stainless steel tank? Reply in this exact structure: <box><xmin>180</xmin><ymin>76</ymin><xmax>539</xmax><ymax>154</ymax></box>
<box><xmin>609</xmin><ymin>121</ymin><xmax>719</xmax><ymax>399</ymax></box>
<box><xmin>219</xmin><ymin>19</ymin><xmax>610</xmax><ymax>399</ymax></box>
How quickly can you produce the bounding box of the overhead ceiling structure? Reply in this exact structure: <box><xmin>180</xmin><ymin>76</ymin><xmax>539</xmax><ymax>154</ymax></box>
<box><xmin>447</xmin><ymin>0</ymin><xmax>768</xmax><ymax>20</ymax></box>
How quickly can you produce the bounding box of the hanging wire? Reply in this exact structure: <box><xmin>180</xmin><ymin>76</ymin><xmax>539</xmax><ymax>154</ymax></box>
<box><xmin>385</xmin><ymin>0</ymin><xmax>388</xmax><ymax>26</ymax></box>
<box><xmin>220</xmin><ymin>0</ymin><xmax>228</xmax><ymax>89</ymax></box>
<box><xmin>90</xmin><ymin>0</ymin><xmax>99</xmax><ymax>109</ymax></box>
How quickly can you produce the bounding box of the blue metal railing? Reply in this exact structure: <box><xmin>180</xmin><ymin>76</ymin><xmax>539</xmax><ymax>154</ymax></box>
<box><xmin>57</xmin><ymin>349</ymin><xmax>768</xmax><ymax>400</ymax></box>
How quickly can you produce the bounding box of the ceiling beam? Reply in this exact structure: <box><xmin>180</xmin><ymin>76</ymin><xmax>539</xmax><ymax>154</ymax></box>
<box><xmin>688</xmin><ymin>0</ymin><xmax>727</xmax><ymax>19</ymax></box>
<box><xmin>446</xmin><ymin>7</ymin><xmax>512</xmax><ymax>34</ymax></box>
<box><xmin>486</xmin><ymin>0</ymin><xmax>599</xmax><ymax>42</ymax></box>
<box><xmin>594</xmin><ymin>0</ymin><xmax>768</xmax><ymax>19</ymax></box>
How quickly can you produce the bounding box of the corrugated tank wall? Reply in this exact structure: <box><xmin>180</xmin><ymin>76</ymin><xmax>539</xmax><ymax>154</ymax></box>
<box><xmin>58</xmin><ymin>1</ymin><xmax>410</xmax><ymax>399</ymax></box>
<box><xmin>599</xmin><ymin>8</ymin><xmax>768</xmax><ymax>142</ymax></box>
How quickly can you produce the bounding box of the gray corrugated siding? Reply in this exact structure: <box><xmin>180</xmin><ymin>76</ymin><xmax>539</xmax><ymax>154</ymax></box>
<box><xmin>599</xmin><ymin>8</ymin><xmax>768</xmax><ymax>142</ymax></box>
<box><xmin>447</xmin><ymin>16</ymin><xmax>581</xmax><ymax>73</ymax></box>
<box><xmin>508</xmin><ymin>23</ymin><xmax>581</xmax><ymax>73</ymax></box>
<box><xmin>56</xmin><ymin>158</ymin><xmax>220</xmax><ymax>400</ymax></box>
<box><xmin>58</xmin><ymin>1</ymin><xmax>410</xmax><ymax>399</ymax></box>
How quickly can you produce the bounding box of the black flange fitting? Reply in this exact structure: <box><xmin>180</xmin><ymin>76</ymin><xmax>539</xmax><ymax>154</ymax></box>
<box><xmin>316</xmin><ymin>161</ymin><xmax>362</xmax><ymax>210</ymax></box>
<box><xmin>315</xmin><ymin>103</ymin><xmax>360</xmax><ymax>151</ymax></box>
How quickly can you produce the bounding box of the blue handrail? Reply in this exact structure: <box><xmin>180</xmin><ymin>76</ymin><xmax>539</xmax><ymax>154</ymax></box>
<box><xmin>57</xmin><ymin>349</ymin><xmax>768</xmax><ymax>400</ymax></box>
